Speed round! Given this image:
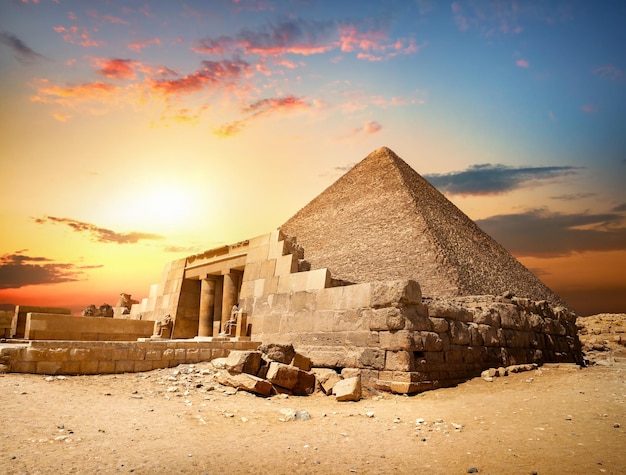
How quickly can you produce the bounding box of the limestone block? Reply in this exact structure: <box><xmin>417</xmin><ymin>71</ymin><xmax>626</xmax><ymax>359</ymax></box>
<box><xmin>468</xmin><ymin>323</ymin><xmax>483</xmax><ymax>346</ymax></box>
<box><xmin>333</xmin><ymin>376</ymin><xmax>362</xmax><ymax>401</ymax></box>
<box><xmin>332</xmin><ymin>308</ymin><xmax>367</xmax><ymax>332</ymax></box>
<box><xmin>115</xmin><ymin>360</ymin><xmax>135</xmax><ymax>373</ymax></box>
<box><xmin>449</xmin><ymin>320</ymin><xmax>471</xmax><ymax>345</ymax></box>
<box><xmin>370</xmin><ymin>280</ymin><xmax>421</xmax><ymax>308</ymax></box>
<box><xmin>291</xmin><ymin>291</ymin><xmax>317</xmax><ymax>312</ymax></box>
<box><xmin>36</xmin><ymin>361</ymin><xmax>63</xmax><ymax>375</ymax></box>
<box><xmin>292</xmin><ymin>353</ymin><xmax>311</xmax><ymax>371</ymax></box>
<box><xmin>359</xmin><ymin>348</ymin><xmax>386</xmax><ymax>370</ymax></box>
<box><xmin>307</xmin><ymin>268</ymin><xmax>331</xmax><ymax>291</ymax></box>
<box><xmin>216</xmin><ymin>370</ymin><xmax>273</xmax><ymax>396</ymax></box>
<box><xmin>385</xmin><ymin>351</ymin><xmax>412</xmax><ymax>371</ymax></box>
<box><xmin>429</xmin><ymin>317</ymin><xmax>449</xmax><ymax>333</ymax></box>
<box><xmin>346</xmin><ymin>331</ymin><xmax>375</xmax><ymax>347</ymax></box>
<box><xmin>308</xmin><ymin>350</ymin><xmax>342</xmax><ymax>368</ymax></box>
<box><xmin>403</xmin><ymin>306</ymin><xmax>432</xmax><ymax>331</ymax></box>
<box><xmin>366</xmin><ymin>307</ymin><xmax>404</xmax><ymax>331</ymax></box>
<box><xmin>243</xmin><ymin>261</ymin><xmax>261</xmax><ymax>282</ymax></box>
<box><xmin>420</xmin><ymin>332</ymin><xmax>443</xmax><ymax>351</ymax></box>
<box><xmin>268</xmin><ymin>239</ymin><xmax>286</xmax><ymax>259</ymax></box>
<box><xmin>135</xmin><ymin>360</ymin><xmax>153</xmax><ymax>372</ymax></box>
<box><xmin>316</xmin><ymin>287</ymin><xmax>345</xmax><ymax>311</ymax></box>
<box><xmin>275</xmin><ymin>254</ymin><xmax>297</xmax><ymax>276</ymax></box>
<box><xmin>97</xmin><ymin>361</ymin><xmax>116</xmax><ymax>374</ymax></box>
<box><xmin>379</xmin><ymin>330</ymin><xmax>414</xmax><ymax>351</ymax></box>
<box><xmin>280</xmin><ymin>311</ymin><xmax>313</xmax><ymax>334</ymax></box>
<box><xmin>259</xmin><ymin>259</ymin><xmax>277</xmax><ymax>279</ymax></box>
<box><xmin>473</xmin><ymin>308</ymin><xmax>501</xmax><ymax>327</ymax></box>
<box><xmin>259</xmin><ymin>343</ymin><xmax>295</xmax><ymax>364</ymax></box>
<box><xmin>224</xmin><ymin>350</ymin><xmax>262</xmax><ymax>375</ymax></box>
<box><xmin>266</xmin><ymin>362</ymin><xmax>300</xmax><ymax>389</ymax></box>
<box><xmin>500</xmin><ymin>305</ymin><xmax>530</xmax><ymax>331</ymax></box>
<box><xmin>311</xmin><ymin>368</ymin><xmax>342</xmax><ymax>394</ymax></box>
<box><xmin>340</xmin><ymin>283</ymin><xmax>372</xmax><ymax>309</ymax></box>
<box><xmin>239</xmin><ymin>281</ymin><xmax>254</xmax><ymax>300</ymax></box>
<box><xmin>503</xmin><ymin>329</ymin><xmax>531</xmax><ymax>348</ymax></box>
<box><xmin>478</xmin><ymin>324</ymin><xmax>500</xmax><ymax>347</ymax></box>
<box><xmin>292</xmin><ymin>370</ymin><xmax>316</xmax><ymax>396</ymax></box>
<box><xmin>341</xmin><ymin>368</ymin><xmax>361</xmax><ymax>379</ymax></box>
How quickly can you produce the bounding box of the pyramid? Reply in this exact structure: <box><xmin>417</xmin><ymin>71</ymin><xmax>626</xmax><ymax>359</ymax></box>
<box><xmin>281</xmin><ymin>147</ymin><xmax>564</xmax><ymax>305</ymax></box>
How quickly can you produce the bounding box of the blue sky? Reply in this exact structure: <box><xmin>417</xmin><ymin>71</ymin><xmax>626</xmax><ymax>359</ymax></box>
<box><xmin>0</xmin><ymin>0</ymin><xmax>624</xmax><ymax>315</ymax></box>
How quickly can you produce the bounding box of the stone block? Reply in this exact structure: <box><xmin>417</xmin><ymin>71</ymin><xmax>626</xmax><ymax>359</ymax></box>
<box><xmin>80</xmin><ymin>360</ymin><xmax>100</xmax><ymax>374</ymax></box>
<box><xmin>478</xmin><ymin>324</ymin><xmax>500</xmax><ymax>346</ymax></box>
<box><xmin>345</xmin><ymin>331</ymin><xmax>374</xmax><ymax>347</ymax></box>
<box><xmin>370</xmin><ymin>280</ymin><xmax>421</xmax><ymax>308</ymax></box>
<box><xmin>115</xmin><ymin>360</ymin><xmax>135</xmax><ymax>373</ymax></box>
<box><xmin>224</xmin><ymin>350</ymin><xmax>262</xmax><ymax>375</ymax></box>
<box><xmin>216</xmin><ymin>370</ymin><xmax>273</xmax><ymax>396</ymax></box>
<box><xmin>340</xmin><ymin>283</ymin><xmax>372</xmax><ymax>309</ymax></box>
<box><xmin>311</xmin><ymin>368</ymin><xmax>342</xmax><ymax>394</ymax></box>
<box><xmin>473</xmin><ymin>308</ymin><xmax>501</xmax><ymax>327</ymax></box>
<box><xmin>379</xmin><ymin>330</ymin><xmax>414</xmax><ymax>351</ymax></box>
<box><xmin>385</xmin><ymin>351</ymin><xmax>412</xmax><ymax>371</ymax></box>
<box><xmin>429</xmin><ymin>317</ymin><xmax>449</xmax><ymax>333</ymax></box>
<box><xmin>421</xmin><ymin>332</ymin><xmax>443</xmax><ymax>351</ymax></box>
<box><xmin>266</xmin><ymin>362</ymin><xmax>300</xmax><ymax>389</ymax></box>
<box><xmin>134</xmin><ymin>360</ymin><xmax>153</xmax><ymax>372</ymax></box>
<box><xmin>11</xmin><ymin>361</ymin><xmax>36</xmax><ymax>373</ymax></box>
<box><xmin>500</xmin><ymin>305</ymin><xmax>530</xmax><ymax>331</ymax></box>
<box><xmin>358</xmin><ymin>348</ymin><xmax>386</xmax><ymax>370</ymax></box>
<box><xmin>468</xmin><ymin>323</ymin><xmax>483</xmax><ymax>346</ymax></box>
<box><xmin>259</xmin><ymin>342</ymin><xmax>295</xmax><ymax>364</ymax></box>
<box><xmin>292</xmin><ymin>370</ymin><xmax>316</xmax><ymax>396</ymax></box>
<box><xmin>98</xmin><ymin>360</ymin><xmax>116</xmax><ymax>374</ymax></box>
<box><xmin>307</xmin><ymin>268</ymin><xmax>331</xmax><ymax>291</ymax></box>
<box><xmin>333</xmin><ymin>376</ymin><xmax>362</xmax><ymax>401</ymax></box>
<box><xmin>275</xmin><ymin>254</ymin><xmax>297</xmax><ymax>276</ymax></box>
<box><xmin>366</xmin><ymin>307</ymin><xmax>405</xmax><ymax>331</ymax></box>
<box><xmin>450</xmin><ymin>320</ymin><xmax>471</xmax><ymax>345</ymax></box>
<box><xmin>292</xmin><ymin>353</ymin><xmax>311</xmax><ymax>371</ymax></box>
<box><xmin>403</xmin><ymin>306</ymin><xmax>432</xmax><ymax>331</ymax></box>
<box><xmin>503</xmin><ymin>329</ymin><xmax>531</xmax><ymax>348</ymax></box>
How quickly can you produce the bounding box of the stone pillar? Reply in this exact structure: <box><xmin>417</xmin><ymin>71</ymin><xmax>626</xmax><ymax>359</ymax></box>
<box><xmin>198</xmin><ymin>277</ymin><xmax>215</xmax><ymax>337</ymax></box>
<box><xmin>221</xmin><ymin>272</ymin><xmax>239</xmax><ymax>329</ymax></box>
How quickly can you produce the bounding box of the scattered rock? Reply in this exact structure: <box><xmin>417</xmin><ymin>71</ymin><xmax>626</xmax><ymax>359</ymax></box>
<box><xmin>223</xmin><ymin>350</ymin><xmax>262</xmax><ymax>375</ymax></box>
<box><xmin>215</xmin><ymin>371</ymin><xmax>272</xmax><ymax>397</ymax></box>
<box><xmin>258</xmin><ymin>343</ymin><xmax>295</xmax><ymax>365</ymax></box>
<box><xmin>333</xmin><ymin>377</ymin><xmax>361</xmax><ymax>402</ymax></box>
<box><xmin>312</xmin><ymin>368</ymin><xmax>343</xmax><ymax>395</ymax></box>
<box><xmin>279</xmin><ymin>408</ymin><xmax>311</xmax><ymax>421</ymax></box>
<box><xmin>266</xmin><ymin>362</ymin><xmax>300</xmax><ymax>390</ymax></box>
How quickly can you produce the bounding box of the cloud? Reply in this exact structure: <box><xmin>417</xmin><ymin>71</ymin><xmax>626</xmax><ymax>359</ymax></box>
<box><xmin>547</xmin><ymin>110</ymin><xmax>557</xmax><ymax>121</ymax></box>
<box><xmin>550</xmin><ymin>192</ymin><xmax>596</xmax><ymax>201</ymax></box>
<box><xmin>581</xmin><ymin>103</ymin><xmax>598</xmax><ymax>114</ymax></box>
<box><xmin>215</xmin><ymin>94</ymin><xmax>311</xmax><ymax>136</ymax></box>
<box><xmin>33</xmin><ymin>216</ymin><xmax>164</xmax><ymax>244</ymax></box>
<box><xmin>350</xmin><ymin>120</ymin><xmax>382</xmax><ymax>136</ymax></box>
<box><xmin>192</xmin><ymin>17</ymin><xmax>420</xmax><ymax>62</ymax></box>
<box><xmin>516</xmin><ymin>59</ymin><xmax>529</xmax><ymax>68</ymax></box>
<box><xmin>53</xmin><ymin>25</ymin><xmax>106</xmax><ymax>47</ymax></box>
<box><xmin>612</xmin><ymin>203</ymin><xmax>626</xmax><ymax>212</ymax></box>
<box><xmin>593</xmin><ymin>65</ymin><xmax>625</xmax><ymax>82</ymax></box>
<box><xmin>127</xmin><ymin>38</ymin><xmax>161</xmax><ymax>52</ymax></box>
<box><xmin>95</xmin><ymin>58</ymin><xmax>137</xmax><ymax>80</ymax></box>
<box><xmin>0</xmin><ymin>252</ymin><xmax>94</xmax><ymax>290</ymax></box>
<box><xmin>476</xmin><ymin>208</ymin><xmax>626</xmax><ymax>257</ymax></box>
<box><xmin>0</xmin><ymin>31</ymin><xmax>45</xmax><ymax>63</ymax></box>
<box><xmin>150</xmin><ymin>59</ymin><xmax>251</xmax><ymax>97</ymax></box>
<box><xmin>31</xmin><ymin>80</ymin><xmax>121</xmax><ymax>109</ymax></box>
<box><xmin>52</xmin><ymin>112</ymin><xmax>71</xmax><ymax>122</ymax></box>
<box><xmin>425</xmin><ymin>163</ymin><xmax>581</xmax><ymax>196</ymax></box>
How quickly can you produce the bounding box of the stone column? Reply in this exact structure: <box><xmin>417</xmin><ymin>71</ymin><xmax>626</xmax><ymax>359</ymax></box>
<box><xmin>221</xmin><ymin>272</ymin><xmax>239</xmax><ymax>329</ymax></box>
<box><xmin>198</xmin><ymin>277</ymin><xmax>215</xmax><ymax>337</ymax></box>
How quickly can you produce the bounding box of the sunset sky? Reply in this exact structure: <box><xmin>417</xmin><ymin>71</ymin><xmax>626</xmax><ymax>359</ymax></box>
<box><xmin>1</xmin><ymin>0</ymin><xmax>624</xmax><ymax>316</ymax></box>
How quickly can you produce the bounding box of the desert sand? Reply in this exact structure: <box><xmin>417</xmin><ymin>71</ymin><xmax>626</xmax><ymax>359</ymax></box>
<box><xmin>1</xmin><ymin>316</ymin><xmax>624</xmax><ymax>475</ymax></box>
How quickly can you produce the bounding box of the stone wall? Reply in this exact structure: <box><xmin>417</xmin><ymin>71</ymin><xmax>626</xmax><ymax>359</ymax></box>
<box><xmin>12</xmin><ymin>306</ymin><xmax>72</xmax><ymax>338</ymax></box>
<box><xmin>0</xmin><ymin>310</ymin><xmax>12</xmax><ymax>338</ymax></box>
<box><xmin>241</xmin><ymin>280</ymin><xmax>582</xmax><ymax>394</ymax></box>
<box><xmin>0</xmin><ymin>339</ymin><xmax>259</xmax><ymax>375</ymax></box>
<box><xmin>24</xmin><ymin>313</ymin><xmax>155</xmax><ymax>341</ymax></box>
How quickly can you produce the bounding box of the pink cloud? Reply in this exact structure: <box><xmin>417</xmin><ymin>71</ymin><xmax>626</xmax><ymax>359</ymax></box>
<box><xmin>362</xmin><ymin>120</ymin><xmax>382</xmax><ymax>134</ymax></box>
<box><xmin>215</xmin><ymin>95</ymin><xmax>311</xmax><ymax>137</ymax></box>
<box><xmin>127</xmin><ymin>38</ymin><xmax>162</xmax><ymax>52</ymax></box>
<box><xmin>581</xmin><ymin>104</ymin><xmax>598</xmax><ymax>114</ymax></box>
<box><xmin>149</xmin><ymin>59</ymin><xmax>251</xmax><ymax>97</ymax></box>
<box><xmin>52</xmin><ymin>113</ymin><xmax>71</xmax><ymax>122</ymax></box>
<box><xmin>593</xmin><ymin>65</ymin><xmax>625</xmax><ymax>82</ymax></box>
<box><xmin>94</xmin><ymin>58</ymin><xmax>137</xmax><ymax>80</ymax></box>
<box><xmin>516</xmin><ymin>59</ymin><xmax>530</xmax><ymax>68</ymax></box>
<box><xmin>53</xmin><ymin>25</ymin><xmax>106</xmax><ymax>47</ymax></box>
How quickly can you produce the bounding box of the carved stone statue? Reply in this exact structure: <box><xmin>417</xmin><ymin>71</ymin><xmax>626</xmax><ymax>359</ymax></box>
<box><xmin>117</xmin><ymin>293</ymin><xmax>139</xmax><ymax>315</ymax></box>
<box><xmin>153</xmin><ymin>314</ymin><xmax>173</xmax><ymax>339</ymax></box>
<box><xmin>220</xmin><ymin>304</ymin><xmax>240</xmax><ymax>337</ymax></box>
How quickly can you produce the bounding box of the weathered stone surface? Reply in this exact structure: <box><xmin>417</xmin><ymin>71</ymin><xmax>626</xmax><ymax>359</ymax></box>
<box><xmin>333</xmin><ymin>376</ymin><xmax>362</xmax><ymax>401</ymax></box>
<box><xmin>266</xmin><ymin>362</ymin><xmax>300</xmax><ymax>389</ymax></box>
<box><xmin>450</xmin><ymin>320</ymin><xmax>471</xmax><ymax>345</ymax></box>
<box><xmin>429</xmin><ymin>317</ymin><xmax>449</xmax><ymax>333</ymax></box>
<box><xmin>359</xmin><ymin>348</ymin><xmax>386</xmax><ymax>370</ymax></box>
<box><xmin>215</xmin><ymin>371</ymin><xmax>272</xmax><ymax>396</ymax></box>
<box><xmin>292</xmin><ymin>370</ymin><xmax>316</xmax><ymax>396</ymax></box>
<box><xmin>223</xmin><ymin>350</ymin><xmax>261</xmax><ymax>375</ymax></box>
<box><xmin>370</xmin><ymin>280</ymin><xmax>422</xmax><ymax>308</ymax></box>
<box><xmin>311</xmin><ymin>368</ymin><xmax>343</xmax><ymax>394</ymax></box>
<box><xmin>385</xmin><ymin>351</ymin><xmax>412</xmax><ymax>371</ymax></box>
<box><xmin>291</xmin><ymin>352</ymin><xmax>311</xmax><ymax>371</ymax></box>
<box><xmin>258</xmin><ymin>343</ymin><xmax>295</xmax><ymax>364</ymax></box>
<box><xmin>366</xmin><ymin>307</ymin><xmax>405</xmax><ymax>331</ymax></box>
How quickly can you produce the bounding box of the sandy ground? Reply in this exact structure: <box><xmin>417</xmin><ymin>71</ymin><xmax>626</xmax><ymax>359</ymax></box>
<box><xmin>2</xmin><ymin>314</ymin><xmax>625</xmax><ymax>475</ymax></box>
<box><xmin>0</xmin><ymin>357</ymin><xmax>624</xmax><ymax>475</ymax></box>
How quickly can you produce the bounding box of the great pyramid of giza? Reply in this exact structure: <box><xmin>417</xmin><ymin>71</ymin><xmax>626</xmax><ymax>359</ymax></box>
<box><xmin>281</xmin><ymin>147</ymin><xmax>564</xmax><ymax>305</ymax></box>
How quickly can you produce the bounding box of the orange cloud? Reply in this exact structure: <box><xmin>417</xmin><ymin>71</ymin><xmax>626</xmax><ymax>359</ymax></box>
<box><xmin>150</xmin><ymin>59</ymin><xmax>250</xmax><ymax>97</ymax></box>
<box><xmin>52</xmin><ymin>113</ymin><xmax>71</xmax><ymax>122</ymax></box>
<box><xmin>53</xmin><ymin>25</ymin><xmax>106</xmax><ymax>47</ymax></box>
<box><xmin>127</xmin><ymin>37</ymin><xmax>161</xmax><ymax>52</ymax></box>
<box><xmin>215</xmin><ymin>95</ymin><xmax>311</xmax><ymax>137</ymax></box>
<box><xmin>94</xmin><ymin>58</ymin><xmax>137</xmax><ymax>80</ymax></box>
<box><xmin>581</xmin><ymin>104</ymin><xmax>598</xmax><ymax>114</ymax></box>
<box><xmin>516</xmin><ymin>59</ymin><xmax>530</xmax><ymax>68</ymax></box>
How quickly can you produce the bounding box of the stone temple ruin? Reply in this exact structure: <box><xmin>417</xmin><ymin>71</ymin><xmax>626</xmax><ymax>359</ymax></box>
<box><xmin>0</xmin><ymin>147</ymin><xmax>582</xmax><ymax>394</ymax></box>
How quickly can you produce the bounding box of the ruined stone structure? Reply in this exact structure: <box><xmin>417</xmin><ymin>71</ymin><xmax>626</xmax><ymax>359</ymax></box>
<box><xmin>0</xmin><ymin>147</ymin><xmax>582</xmax><ymax>392</ymax></box>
